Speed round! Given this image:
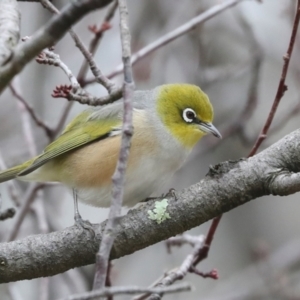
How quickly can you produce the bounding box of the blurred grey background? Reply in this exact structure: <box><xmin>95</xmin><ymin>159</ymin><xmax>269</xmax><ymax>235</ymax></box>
<box><xmin>1</xmin><ymin>0</ymin><xmax>300</xmax><ymax>299</ymax></box>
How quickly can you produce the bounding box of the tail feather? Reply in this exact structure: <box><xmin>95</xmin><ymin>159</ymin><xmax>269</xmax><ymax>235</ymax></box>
<box><xmin>0</xmin><ymin>161</ymin><xmax>32</xmax><ymax>183</ymax></box>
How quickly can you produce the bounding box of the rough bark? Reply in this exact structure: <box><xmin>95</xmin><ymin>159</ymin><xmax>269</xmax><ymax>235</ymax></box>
<box><xmin>1</xmin><ymin>129</ymin><xmax>300</xmax><ymax>283</ymax></box>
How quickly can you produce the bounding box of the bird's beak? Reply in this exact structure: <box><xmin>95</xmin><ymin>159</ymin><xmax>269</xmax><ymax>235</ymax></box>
<box><xmin>198</xmin><ymin>122</ymin><xmax>222</xmax><ymax>138</ymax></box>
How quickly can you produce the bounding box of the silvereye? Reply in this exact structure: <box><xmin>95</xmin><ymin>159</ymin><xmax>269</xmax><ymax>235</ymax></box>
<box><xmin>0</xmin><ymin>84</ymin><xmax>221</xmax><ymax>224</ymax></box>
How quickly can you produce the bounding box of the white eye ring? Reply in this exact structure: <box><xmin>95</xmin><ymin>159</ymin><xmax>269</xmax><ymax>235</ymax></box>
<box><xmin>182</xmin><ymin>108</ymin><xmax>196</xmax><ymax>123</ymax></box>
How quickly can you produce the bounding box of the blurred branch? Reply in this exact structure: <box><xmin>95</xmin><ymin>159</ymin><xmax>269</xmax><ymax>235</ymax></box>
<box><xmin>40</xmin><ymin>0</ymin><xmax>117</xmax><ymax>94</ymax></box>
<box><xmin>0</xmin><ymin>150</ymin><xmax>20</xmax><ymax>206</ymax></box>
<box><xmin>249</xmin><ymin>0</ymin><xmax>300</xmax><ymax>155</ymax></box>
<box><xmin>78</xmin><ymin>0</ymin><xmax>118</xmax><ymax>85</ymax></box>
<box><xmin>36</xmin><ymin>48</ymin><xmax>80</xmax><ymax>91</ymax></box>
<box><xmin>2</xmin><ymin>129</ymin><xmax>300</xmax><ymax>281</ymax></box>
<box><xmin>0</xmin><ymin>0</ymin><xmax>20</xmax><ymax>66</ymax></box>
<box><xmin>147</xmin><ymin>235</ymin><xmax>207</xmax><ymax>300</ymax></box>
<box><xmin>9</xmin><ymin>81</ymin><xmax>54</xmax><ymax>140</ymax></box>
<box><xmin>52</xmin><ymin>84</ymin><xmax>122</xmax><ymax>106</ymax></box>
<box><xmin>93</xmin><ymin>0</ymin><xmax>134</xmax><ymax>290</ymax></box>
<box><xmin>197</xmin><ymin>11</ymin><xmax>263</xmax><ymax>155</ymax></box>
<box><xmin>0</xmin><ymin>0</ymin><xmax>113</xmax><ymax>93</ymax></box>
<box><xmin>0</xmin><ymin>208</ymin><xmax>16</xmax><ymax>221</ymax></box>
<box><xmin>6</xmin><ymin>183</ymin><xmax>44</xmax><ymax>242</ymax></box>
<box><xmin>202</xmin><ymin>238</ymin><xmax>300</xmax><ymax>300</ymax></box>
<box><xmin>84</xmin><ymin>0</ymin><xmax>259</xmax><ymax>85</ymax></box>
<box><xmin>60</xmin><ymin>283</ymin><xmax>191</xmax><ymax>300</ymax></box>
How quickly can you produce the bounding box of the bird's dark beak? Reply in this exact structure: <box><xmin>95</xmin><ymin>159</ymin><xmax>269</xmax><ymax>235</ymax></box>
<box><xmin>198</xmin><ymin>122</ymin><xmax>222</xmax><ymax>138</ymax></box>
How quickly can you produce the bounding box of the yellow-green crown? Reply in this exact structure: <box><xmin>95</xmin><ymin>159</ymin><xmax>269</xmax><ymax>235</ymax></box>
<box><xmin>156</xmin><ymin>84</ymin><xmax>214</xmax><ymax>148</ymax></box>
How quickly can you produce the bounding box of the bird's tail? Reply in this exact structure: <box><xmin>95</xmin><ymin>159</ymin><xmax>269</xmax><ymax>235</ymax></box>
<box><xmin>0</xmin><ymin>160</ymin><xmax>32</xmax><ymax>183</ymax></box>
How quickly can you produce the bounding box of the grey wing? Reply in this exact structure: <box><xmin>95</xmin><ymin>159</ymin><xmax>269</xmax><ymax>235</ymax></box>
<box><xmin>88</xmin><ymin>89</ymin><xmax>153</xmax><ymax>121</ymax></box>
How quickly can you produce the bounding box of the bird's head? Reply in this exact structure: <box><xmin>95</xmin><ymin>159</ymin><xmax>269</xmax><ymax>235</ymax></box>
<box><xmin>156</xmin><ymin>84</ymin><xmax>221</xmax><ymax>149</ymax></box>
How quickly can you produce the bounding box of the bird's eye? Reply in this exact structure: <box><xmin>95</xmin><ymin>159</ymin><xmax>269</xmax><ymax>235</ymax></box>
<box><xmin>182</xmin><ymin>108</ymin><xmax>196</xmax><ymax>123</ymax></box>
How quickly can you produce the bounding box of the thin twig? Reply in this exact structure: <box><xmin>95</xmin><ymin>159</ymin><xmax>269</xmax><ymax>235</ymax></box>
<box><xmin>0</xmin><ymin>149</ymin><xmax>20</xmax><ymax>205</ymax></box>
<box><xmin>84</xmin><ymin>0</ymin><xmax>256</xmax><ymax>85</ymax></box>
<box><xmin>7</xmin><ymin>183</ymin><xmax>44</xmax><ymax>242</ymax></box>
<box><xmin>92</xmin><ymin>0</ymin><xmax>134</xmax><ymax>290</ymax></box>
<box><xmin>249</xmin><ymin>0</ymin><xmax>300</xmax><ymax>156</ymax></box>
<box><xmin>53</xmin><ymin>86</ymin><xmax>122</xmax><ymax>106</ymax></box>
<box><xmin>0</xmin><ymin>0</ymin><xmax>113</xmax><ymax>93</ymax></box>
<box><xmin>148</xmin><ymin>236</ymin><xmax>205</xmax><ymax>300</ymax></box>
<box><xmin>78</xmin><ymin>0</ymin><xmax>118</xmax><ymax>85</ymax></box>
<box><xmin>11</xmin><ymin>77</ymin><xmax>37</xmax><ymax>157</ymax></box>
<box><xmin>59</xmin><ymin>283</ymin><xmax>191</xmax><ymax>300</ymax></box>
<box><xmin>105</xmin><ymin>262</ymin><xmax>114</xmax><ymax>300</ymax></box>
<box><xmin>0</xmin><ymin>207</ymin><xmax>16</xmax><ymax>221</ymax></box>
<box><xmin>9</xmin><ymin>82</ymin><xmax>54</xmax><ymax>140</ymax></box>
<box><xmin>190</xmin><ymin>217</ymin><xmax>222</xmax><ymax>267</ymax></box>
<box><xmin>40</xmin><ymin>0</ymin><xmax>116</xmax><ymax>93</ymax></box>
<box><xmin>51</xmin><ymin>102</ymin><xmax>73</xmax><ymax>138</ymax></box>
<box><xmin>194</xmin><ymin>10</ymin><xmax>263</xmax><ymax>156</ymax></box>
<box><xmin>37</xmin><ymin>48</ymin><xmax>80</xmax><ymax>91</ymax></box>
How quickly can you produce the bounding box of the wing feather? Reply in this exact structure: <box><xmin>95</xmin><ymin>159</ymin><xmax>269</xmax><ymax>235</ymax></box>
<box><xmin>19</xmin><ymin>113</ymin><xmax>122</xmax><ymax>176</ymax></box>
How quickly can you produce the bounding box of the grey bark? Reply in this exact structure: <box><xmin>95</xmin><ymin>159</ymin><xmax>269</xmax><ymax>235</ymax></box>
<box><xmin>1</xmin><ymin>129</ymin><xmax>300</xmax><ymax>283</ymax></box>
<box><xmin>0</xmin><ymin>0</ymin><xmax>113</xmax><ymax>94</ymax></box>
<box><xmin>0</xmin><ymin>0</ymin><xmax>20</xmax><ymax>66</ymax></box>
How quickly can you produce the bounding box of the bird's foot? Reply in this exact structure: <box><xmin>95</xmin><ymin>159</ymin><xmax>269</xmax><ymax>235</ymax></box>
<box><xmin>74</xmin><ymin>213</ymin><xmax>95</xmax><ymax>238</ymax></box>
<box><xmin>163</xmin><ymin>188</ymin><xmax>178</xmax><ymax>200</ymax></box>
<box><xmin>143</xmin><ymin>188</ymin><xmax>178</xmax><ymax>203</ymax></box>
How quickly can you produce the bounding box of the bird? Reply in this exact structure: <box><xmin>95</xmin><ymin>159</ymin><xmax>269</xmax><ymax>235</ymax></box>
<box><xmin>0</xmin><ymin>84</ymin><xmax>221</xmax><ymax>226</ymax></box>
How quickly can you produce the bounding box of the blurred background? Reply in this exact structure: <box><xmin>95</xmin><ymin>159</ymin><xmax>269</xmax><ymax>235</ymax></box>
<box><xmin>1</xmin><ymin>0</ymin><xmax>300</xmax><ymax>299</ymax></box>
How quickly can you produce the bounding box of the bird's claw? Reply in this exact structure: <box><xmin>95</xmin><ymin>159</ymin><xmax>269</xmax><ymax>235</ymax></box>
<box><xmin>143</xmin><ymin>188</ymin><xmax>178</xmax><ymax>203</ymax></box>
<box><xmin>74</xmin><ymin>213</ymin><xmax>95</xmax><ymax>239</ymax></box>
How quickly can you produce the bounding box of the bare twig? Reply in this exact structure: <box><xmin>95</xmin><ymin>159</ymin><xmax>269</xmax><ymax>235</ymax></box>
<box><xmin>190</xmin><ymin>217</ymin><xmax>222</xmax><ymax>267</ymax></box>
<box><xmin>166</xmin><ymin>234</ymin><xmax>205</xmax><ymax>253</ymax></box>
<box><xmin>0</xmin><ymin>207</ymin><xmax>16</xmax><ymax>221</ymax></box>
<box><xmin>78</xmin><ymin>1</ymin><xmax>118</xmax><ymax>85</ymax></box>
<box><xmin>52</xmin><ymin>86</ymin><xmax>122</xmax><ymax>106</ymax></box>
<box><xmin>51</xmin><ymin>102</ymin><xmax>73</xmax><ymax>138</ymax></box>
<box><xmin>60</xmin><ymin>283</ymin><xmax>191</xmax><ymax>300</ymax></box>
<box><xmin>249</xmin><ymin>0</ymin><xmax>300</xmax><ymax>156</ymax></box>
<box><xmin>0</xmin><ymin>0</ymin><xmax>113</xmax><ymax>93</ymax></box>
<box><xmin>0</xmin><ymin>0</ymin><xmax>20</xmax><ymax>66</ymax></box>
<box><xmin>40</xmin><ymin>0</ymin><xmax>116</xmax><ymax>93</ymax></box>
<box><xmin>105</xmin><ymin>262</ymin><xmax>114</xmax><ymax>300</ymax></box>
<box><xmin>9</xmin><ymin>82</ymin><xmax>54</xmax><ymax>140</ymax></box>
<box><xmin>37</xmin><ymin>48</ymin><xmax>80</xmax><ymax>91</ymax></box>
<box><xmin>148</xmin><ymin>236</ymin><xmax>205</xmax><ymax>300</ymax></box>
<box><xmin>193</xmin><ymin>11</ymin><xmax>263</xmax><ymax>157</ymax></box>
<box><xmin>0</xmin><ymin>149</ymin><xmax>20</xmax><ymax>205</ymax></box>
<box><xmin>7</xmin><ymin>183</ymin><xmax>44</xmax><ymax>242</ymax></box>
<box><xmin>93</xmin><ymin>0</ymin><xmax>134</xmax><ymax>290</ymax></box>
<box><xmin>11</xmin><ymin>77</ymin><xmax>37</xmax><ymax>157</ymax></box>
<box><xmin>84</xmin><ymin>0</ymin><xmax>256</xmax><ymax>85</ymax></box>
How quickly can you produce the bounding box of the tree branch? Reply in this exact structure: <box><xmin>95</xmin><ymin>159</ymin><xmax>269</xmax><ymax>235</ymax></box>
<box><xmin>0</xmin><ymin>0</ymin><xmax>20</xmax><ymax>66</ymax></box>
<box><xmin>0</xmin><ymin>0</ymin><xmax>113</xmax><ymax>94</ymax></box>
<box><xmin>93</xmin><ymin>0</ymin><xmax>134</xmax><ymax>290</ymax></box>
<box><xmin>84</xmin><ymin>0</ymin><xmax>258</xmax><ymax>85</ymax></box>
<box><xmin>1</xmin><ymin>129</ymin><xmax>300</xmax><ymax>282</ymax></box>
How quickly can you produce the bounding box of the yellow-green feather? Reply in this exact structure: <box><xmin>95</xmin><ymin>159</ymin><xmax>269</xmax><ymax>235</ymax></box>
<box><xmin>156</xmin><ymin>84</ymin><xmax>214</xmax><ymax>148</ymax></box>
<box><xmin>0</xmin><ymin>110</ymin><xmax>121</xmax><ymax>181</ymax></box>
<box><xmin>0</xmin><ymin>160</ymin><xmax>33</xmax><ymax>183</ymax></box>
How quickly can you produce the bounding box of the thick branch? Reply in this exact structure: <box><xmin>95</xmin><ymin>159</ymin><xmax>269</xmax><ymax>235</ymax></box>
<box><xmin>0</xmin><ymin>0</ymin><xmax>113</xmax><ymax>93</ymax></box>
<box><xmin>1</xmin><ymin>129</ymin><xmax>300</xmax><ymax>282</ymax></box>
<box><xmin>0</xmin><ymin>0</ymin><xmax>20</xmax><ymax>66</ymax></box>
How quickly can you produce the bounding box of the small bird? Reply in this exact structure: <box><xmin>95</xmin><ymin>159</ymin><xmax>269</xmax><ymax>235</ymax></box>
<box><xmin>0</xmin><ymin>84</ymin><xmax>221</xmax><ymax>225</ymax></box>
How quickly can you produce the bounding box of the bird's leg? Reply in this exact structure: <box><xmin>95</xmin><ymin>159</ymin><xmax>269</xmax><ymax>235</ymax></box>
<box><xmin>142</xmin><ymin>188</ymin><xmax>178</xmax><ymax>203</ymax></box>
<box><xmin>72</xmin><ymin>189</ymin><xmax>95</xmax><ymax>238</ymax></box>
